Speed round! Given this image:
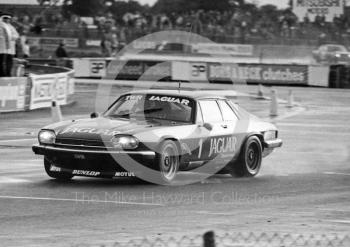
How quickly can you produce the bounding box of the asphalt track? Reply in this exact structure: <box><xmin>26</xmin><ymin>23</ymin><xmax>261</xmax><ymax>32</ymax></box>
<box><xmin>0</xmin><ymin>84</ymin><xmax>349</xmax><ymax>246</ymax></box>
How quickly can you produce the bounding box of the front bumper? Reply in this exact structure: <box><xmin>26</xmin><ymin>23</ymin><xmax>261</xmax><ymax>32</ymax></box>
<box><xmin>32</xmin><ymin>144</ymin><xmax>156</xmax><ymax>177</ymax></box>
<box><xmin>263</xmin><ymin>139</ymin><xmax>283</xmax><ymax>149</ymax></box>
<box><xmin>32</xmin><ymin>144</ymin><xmax>155</xmax><ymax>157</ymax></box>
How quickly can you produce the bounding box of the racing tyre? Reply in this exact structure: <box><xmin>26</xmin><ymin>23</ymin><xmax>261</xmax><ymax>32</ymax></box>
<box><xmin>44</xmin><ymin>157</ymin><xmax>73</xmax><ymax>180</ymax></box>
<box><xmin>157</xmin><ymin>140</ymin><xmax>180</xmax><ymax>184</ymax></box>
<box><xmin>230</xmin><ymin>136</ymin><xmax>262</xmax><ymax>177</ymax></box>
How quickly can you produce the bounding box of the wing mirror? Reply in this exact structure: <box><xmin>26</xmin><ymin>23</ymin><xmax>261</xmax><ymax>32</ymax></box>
<box><xmin>90</xmin><ymin>112</ymin><xmax>99</xmax><ymax>119</ymax></box>
<box><xmin>201</xmin><ymin>123</ymin><xmax>213</xmax><ymax>131</ymax></box>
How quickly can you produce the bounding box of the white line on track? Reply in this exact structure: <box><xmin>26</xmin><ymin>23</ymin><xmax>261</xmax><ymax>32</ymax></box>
<box><xmin>323</xmin><ymin>172</ymin><xmax>350</xmax><ymax>176</ymax></box>
<box><xmin>325</xmin><ymin>220</ymin><xmax>350</xmax><ymax>224</ymax></box>
<box><xmin>0</xmin><ymin>195</ymin><xmax>164</xmax><ymax>206</ymax></box>
<box><xmin>277</xmin><ymin>122</ymin><xmax>350</xmax><ymax>128</ymax></box>
<box><xmin>0</xmin><ymin>177</ymin><xmax>31</xmax><ymax>183</ymax></box>
<box><xmin>0</xmin><ymin>138</ymin><xmax>36</xmax><ymax>143</ymax></box>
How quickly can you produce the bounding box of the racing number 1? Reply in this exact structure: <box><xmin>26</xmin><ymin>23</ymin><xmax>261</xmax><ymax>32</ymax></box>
<box><xmin>198</xmin><ymin>138</ymin><xmax>203</xmax><ymax>159</ymax></box>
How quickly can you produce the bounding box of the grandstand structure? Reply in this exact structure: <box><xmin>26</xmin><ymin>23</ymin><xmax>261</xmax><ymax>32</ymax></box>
<box><xmin>3</xmin><ymin>0</ymin><xmax>350</xmax><ymax>57</ymax></box>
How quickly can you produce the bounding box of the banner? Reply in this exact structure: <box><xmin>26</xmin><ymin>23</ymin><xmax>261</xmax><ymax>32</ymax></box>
<box><xmin>192</xmin><ymin>43</ymin><xmax>254</xmax><ymax>56</ymax></box>
<box><xmin>0</xmin><ymin>78</ymin><xmax>28</xmax><ymax>112</ymax></box>
<box><xmin>29</xmin><ymin>71</ymin><xmax>75</xmax><ymax>110</ymax></box>
<box><xmin>106</xmin><ymin>60</ymin><xmax>171</xmax><ymax>80</ymax></box>
<box><xmin>208</xmin><ymin>63</ymin><xmax>308</xmax><ymax>84</ymax></box>
<box><xmin>28</xmin><ymin>37</ymin><xmax>79</xmax><ymax>48</ymax></box>
<box><xmin>308</xmin><ymin>65</ymin><xmax>330</xmax><ymax>87</ymax></box>
<box><xmin>292</xmin><ymin>0</ymin><xmax>344</xmax><ymax>22</ymax></box>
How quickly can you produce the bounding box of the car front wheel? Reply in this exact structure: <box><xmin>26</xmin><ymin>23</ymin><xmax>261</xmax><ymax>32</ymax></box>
<box><xmin>44</xmin><ymin>157</ymin><xmax>73</xmax><ymax>181</ymax></box>
<box><xmin>230</xmin><ymin>136</ymin><xmax>262</xmax><ymax>177</ymax></box>
<box><xmin>157</xmin><ymin>140</ymin><xmax>180</xmax><ymax>184</ymax></box>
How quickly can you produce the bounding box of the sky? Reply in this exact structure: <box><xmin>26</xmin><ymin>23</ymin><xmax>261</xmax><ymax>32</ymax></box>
<box><xmin>137</xmin><ymin>0</ymin><xmax>290</xmax><ymax>9</ymax></box>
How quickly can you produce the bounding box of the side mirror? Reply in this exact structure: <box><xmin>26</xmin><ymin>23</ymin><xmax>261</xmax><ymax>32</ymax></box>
<box><xmin>90</xmin><ymin>112</ymin><xmax>99</xmax><ymax>119</ymax></box>
<box><xmin>202</xmin><ymin>123</ymin><xmax>213</xmax><ymax>131</ymax></box>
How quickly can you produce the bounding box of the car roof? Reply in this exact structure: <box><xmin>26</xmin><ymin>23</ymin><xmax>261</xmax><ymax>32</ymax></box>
<box><xmin>322</xmin><ymin>44</ymin><xmax>346</xmax><ymax>48</ymax></box>
<box><xmin>124</xmin><ymin>89</ymin><xmax>228</xmax><ymax>100</ymax></box>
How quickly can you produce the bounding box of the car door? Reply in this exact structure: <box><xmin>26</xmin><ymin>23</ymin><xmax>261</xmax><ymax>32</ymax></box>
<box><xmin>192</xmin><ymin>99</ymin><xmax>234</xmax><ymax>162</ymax></box>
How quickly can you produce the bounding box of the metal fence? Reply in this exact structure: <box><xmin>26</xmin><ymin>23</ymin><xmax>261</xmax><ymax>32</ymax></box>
<box><xmin>72</xmin><ymin>231</ymin><xmax>350</xmax><ymax>247</ymax></box>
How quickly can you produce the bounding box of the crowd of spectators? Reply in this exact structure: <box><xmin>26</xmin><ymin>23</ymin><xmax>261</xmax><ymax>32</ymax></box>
<box><xmin>5</xmin><ymin>5</ymin><xmax>350</xmax><ymax>57</ymax></box>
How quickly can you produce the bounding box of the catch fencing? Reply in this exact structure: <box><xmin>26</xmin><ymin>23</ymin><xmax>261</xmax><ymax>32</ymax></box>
<box><xmin>71</xmin><ymin>231</ymin><xmax>350</xmax><ymax>247</ymax></box>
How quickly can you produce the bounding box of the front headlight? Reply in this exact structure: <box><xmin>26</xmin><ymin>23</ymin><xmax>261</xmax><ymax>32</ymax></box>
<box><xmin>335</xmin><ymin>54</ymin><xmax>341</xmax><ymax>58</ymax></box>
<box><xmin>263</xmin><ymin>130</ymin><xmax>277</xmax><ymax>141</ymax></box>
<box><xmin>38</xmin><ymin>130</ymin><xmax>56</xmax><ymax>144</ymax></box>
<box><xmin>111</xmin><ymin>135</ymin><xmax>139</xmax><ymax>149</ymax></box>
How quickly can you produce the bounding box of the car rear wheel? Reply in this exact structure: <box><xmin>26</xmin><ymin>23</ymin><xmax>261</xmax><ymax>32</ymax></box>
<box><xmin>44</xmin><ymin>157</ymin><xmax>73</xmax><ymax>181</ymax></box>
<box><xmin>230</xmin><ymin>136</ymin><xmax>262</xmax><ymax>177</ymax></box>
<box><xmin>157</xmin><ymin>140</ymin><xmax>180</xmax><ymax>184</ymax></box>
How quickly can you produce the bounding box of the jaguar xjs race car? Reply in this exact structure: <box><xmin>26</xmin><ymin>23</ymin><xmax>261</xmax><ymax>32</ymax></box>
<box><xmin>32</xmin><ymin>90</ymin><xmax>282</xmax><ymax>184</ymax></box>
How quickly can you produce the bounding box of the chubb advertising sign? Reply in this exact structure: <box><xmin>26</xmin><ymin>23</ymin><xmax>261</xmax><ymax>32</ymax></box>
<box><xmin>292</xmin><ymin>0</ymin><xmax>344</xmax><ymax>22</ymax></box>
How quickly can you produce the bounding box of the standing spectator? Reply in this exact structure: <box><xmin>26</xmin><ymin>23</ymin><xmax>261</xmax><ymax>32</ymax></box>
<box><xmin>55</xmin><ymin>42</ymin><xmax>68</xmax><ymax>58</ymax></box>
<box><xmin>0</xmin><ymin>12</ymin><xmax>10</xmax><ymax>77</ymax></box>
<box><xmin>55</xmin><ymin>42</ymin><xmax>68</xmax><ymax>67</ymax></box>
<box><xmin>1</xmin><ymin>12</ymin><xmax>19</xmax><ymax>77</ymax></box>
<box><xmin>22</xmin><ymin>40</ymin><xmax>30</xmax><ymax>58</ymax></box>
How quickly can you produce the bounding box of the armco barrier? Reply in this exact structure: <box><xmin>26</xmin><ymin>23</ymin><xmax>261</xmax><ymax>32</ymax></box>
<box><xmin>0</xmin><ymin>65</ymin><xmax>75</xmax><ymax>113</ymax></box>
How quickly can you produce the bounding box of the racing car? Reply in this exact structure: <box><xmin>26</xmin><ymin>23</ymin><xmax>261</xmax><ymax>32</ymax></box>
<box><xmin>312</xmin><ymin>44</ymin><xmax>350</xmax><ymax>64</ymax></box>
<box><xmin>32</xmin><ymin>90</ymin><xmax>282</xmax><ymax>184</ymax></box>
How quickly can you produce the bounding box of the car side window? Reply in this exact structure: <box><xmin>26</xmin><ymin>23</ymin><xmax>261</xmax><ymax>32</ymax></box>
<box><xmin>199</xmin><ymin>100</ymin><xmax>223</xmax><ymax>123</ymax></box>
<box><xmin>218</xmin><ymin>100</ymin><xmax>238</xmax><ymax>121</ymax></box>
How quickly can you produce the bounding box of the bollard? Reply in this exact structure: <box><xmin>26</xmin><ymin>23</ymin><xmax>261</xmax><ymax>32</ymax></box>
<box><xmin>203</xmin><ymin>231</ymin><xmax>216</xmax><ymax>247</ymax></box>
<box><xmin>270</xmin><ymin>88</ymin><xmax>278</xmax><ymax>117</ymax></box>
<box><xmin>286</xmin><ymin>89</ymin><xmax>294</xmax><ymax>108</ymax></box>
<box><xmin>257</xmin><ymin>84</ymin><xmax>264</xmax><ymax>99</ymax></box>
<box><xmin>51</xmin><ymin>100</ymin><xmax>63</xmax><ymax>123</ymax></box>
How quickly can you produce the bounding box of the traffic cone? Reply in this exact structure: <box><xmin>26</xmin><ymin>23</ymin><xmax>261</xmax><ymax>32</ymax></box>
<box><xmin>51</xmin><ymin>100</ymin><xmax>62</xmax><ymax>123</ymax></box>
<box><xmin>286</xmin><ymin>89</ymin><xmax>294</xmax><ymax>108</ymax></box>
<box><xmin>270</xmin><ymin>88</ymin><xmax>278</xmax><ymax>117</ymax></box>
<box><xmin>257</xmin><ymin>84</ymin><xmax>264</xmax><ymax>99</ymax></box>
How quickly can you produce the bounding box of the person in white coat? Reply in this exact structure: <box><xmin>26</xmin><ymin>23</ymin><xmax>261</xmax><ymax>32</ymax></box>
<box><xmin>0</xmin><ymin>12</ymin><xmax>10</xmax><ymax>77</ymax></box>
<box><xmin>1</xmin><ymin>12</ymin><xmax>19</xmax><ymax>77</ymax></box>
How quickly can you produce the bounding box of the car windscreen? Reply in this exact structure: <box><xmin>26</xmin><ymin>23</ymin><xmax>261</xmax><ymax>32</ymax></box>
<box><xmin>328</xmin><ymin>45</ymin><xmax>347</xmax><ymax>52</ymax></box>
<box><xmin>106</xmin><ymin>94</ymin><xmax>194</xmax><ymax>123</ymax></box>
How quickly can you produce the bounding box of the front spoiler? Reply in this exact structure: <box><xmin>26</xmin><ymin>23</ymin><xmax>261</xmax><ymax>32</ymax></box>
<box><xmin>263</xmin><ymin>139</ymin><xmax>283</xmax><ymax>149</ymax></box>
<box><xmin>48</xmin><ymin>164</ymin><xmax>137</xmax><ymax>179</ymax></box>
<box><xmin>32</xmin><ymin>144</ymin><xmax>156</xmax><ymax>158</ymax></box>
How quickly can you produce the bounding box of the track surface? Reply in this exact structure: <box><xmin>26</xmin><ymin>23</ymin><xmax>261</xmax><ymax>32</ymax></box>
<box><xmin>0</xmin><ymin>84</ymin><xmax>349</xmax><ymax>246</ymax></box>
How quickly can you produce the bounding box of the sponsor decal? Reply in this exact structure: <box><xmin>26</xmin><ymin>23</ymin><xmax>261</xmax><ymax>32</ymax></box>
<box><xmin>191</xmin><ymin>63</ymin><xmax>207</xmax><ymax>81</ymax></box>
<box><xmin>209</xmin><ymin>136</ymin><xmax>237</xmax><ymax>157</ymax></box>
<box><xmin>107</xmin><ymin>60</ymin><xmax>171</xmax><ymax>80</ymax></box>
<box><xmin>72</xmin><ymin>170</ymin><xmax>101</xmax><ymax>176</ymax></box>
<box><xmin>292</xmin><ymin>0</ymin><xmax>343</xmax><ymax>22</ymax></box>
<box><xmin>209</xmin><ymin>64</ymin><xmax>306</xmax><ymax>84</ymax></box>
<box><xmin>74</xmin><ymin>154</ymin><xmax>85</xmax><ymax>160</ymax></box>
<box><xmin>90</xmin><ymin>61</ymin><xmax>106</xmax><ymax>75</ymax></box>
<box><xmin>143</xmin><ymin>62</ymin><xmax>171</xmax><ymax>78</ymax></box>
<box><xmin>60</xmin><ymin>127</ymin><xmax>120</xmax><ymax>136</ymax></box>
<box><xmin>114</xmin><ymin>172</ymin><xmax>135</xmax><ymax>177</ymax></box>
<box><xmin>125</xmin><ymin>95</ymin><xmax>143</xmax><ymax>101</ymax></box>
<box><xmin>149</xmin><ymin>96</ymin><xmax>190</xmax><ymax>105</ymax></box>
<box><xmin>50</xmin><ymin>165</ymin><xmax>61</xmax><ymax>172</ymax></box>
